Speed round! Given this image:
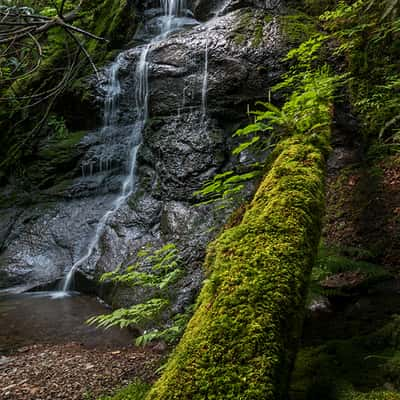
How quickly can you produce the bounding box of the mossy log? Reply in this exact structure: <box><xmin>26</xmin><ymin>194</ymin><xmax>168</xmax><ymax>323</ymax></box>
<box><xmin>146</xmin><ymin>132</ymin><xmax>330</xmax><ymax>400</ymax></box>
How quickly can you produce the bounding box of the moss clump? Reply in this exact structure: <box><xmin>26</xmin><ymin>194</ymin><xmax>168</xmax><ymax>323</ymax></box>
<box><xmin>97</xmin><ymin>380</ymin><xmax>151</xmax><ymax>400</ymax></box>
<box><xmin>38</xmin><ymin>130</ymin><xmax>86</xmax><ymax>159</ymax></box>
<box><xmin>279</xmin><ymin>13</ymin><xmax>317</xmax><ymax>44</ymax></box>
<box><xmin>232</xmin><ymin>10</ymin><xmax>276</xmax><ymax>48</ymax></box>
<box><xmin>291</xmin><ymin>316</ymin><xmax>400</xmax><ymax>400</ymax></box>
<box><xmin>303</xmin><ymin>0</ymin><xmax>337</xmax><ymax>16</ymax></box>
<box><xmin>308</xmin><ymin>244</ymin><xmax>393</xmax><ymax>300</ymax></box>
<box><xmin>146</xmin><ymin>128</ymin><xmax>329</xmax><ymax>399</ymax></box>
<box><xmin>87</xmin><ymin>0</ymin><xmax>137</xmax><ymax>55</ymax></box>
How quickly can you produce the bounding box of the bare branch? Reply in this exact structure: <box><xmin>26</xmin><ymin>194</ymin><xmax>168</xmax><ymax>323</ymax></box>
<box><xmin>65</xmin><ymin>28</ymin><xmax>100</xmax><ymax>79</ymax></box>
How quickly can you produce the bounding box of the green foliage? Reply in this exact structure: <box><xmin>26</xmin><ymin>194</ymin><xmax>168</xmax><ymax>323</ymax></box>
<box><xmin>97</xmin><ymin>380</ymin><xmax>151</xmax><ymax>400</ymax></box>
<box><xmin>313</xmin><ymin>253</ymin><xmax>389</xmax><ymax>283</ymax></box>
<box><xmin>308</xmin><ymin>244</ymin><xmax>393</xmax><ymax>300</ymax></box>
<box><xmin>278</xmin><ymin>13</ymin><xmax>317</xmax><ymax>44</ymax></box>
<box><xmin>87</xmin><ymin>298</ymin><xmax>170</xmax><ymax>330</ymax></box>
<box><xmin>194</xmin><ymin>168</ymin><xmax>263</xmax><ymax>206</ymax></box>
<box><xmin>291</xmin><ymin>316</ymin><xmax>400</xmax><ymax>400</ymax></box>
<box><xmin>47</xmin><ymin>115</ymin><xmax>69</xmax><ymax>139</ymax></box>
<box><xmin>0</xmin><ymin>0</ymin><xmax>137</xmax><ymax>178</ymax></box>
<box><xmin>302</xmin><ymin>0</ymin><xmax>337</xmax><ymax>16</ymax></box>
<box><xmin>135</xmin><ymin>306</ymin><xmax>194</xmax><ymax>347</ymax></box>
<box><xmin>243</xmin><ymin>67</ymin><xmax>337</xmax><ymax>139</ymax></box>
<box><xmin>147</xmin><ymin>103</ymin><xmax>331</xmax><ymax>398</ymax></box>
<box><xmin>196</xmin><ymin>67</ymin><xmax>338</xmax><ymax>205</ymax></box>
<box><xmin>99</xmin><ymin>243</ymin><xmax>183</xmax><ymax>291</ymax></box>
<box><xmin>88</xmin><ymin>244</ymin><xmax>191</xmax><ymax>346</ymax></box>
<box><xmin>366</xmin><ymin>0</ymin><xmax>400</xmax><ymax>20</ymax></box>
<box><xmin>320</xmin><ymin>0</ymin><xmax>400</xmax><ymax>147</ymax></box>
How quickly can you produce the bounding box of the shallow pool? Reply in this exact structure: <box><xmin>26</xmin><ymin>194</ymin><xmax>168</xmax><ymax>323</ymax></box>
<box><xmin>0</xmin><ymin>291</ymin><xmax>134</xmax><ymax>355</ymax></box>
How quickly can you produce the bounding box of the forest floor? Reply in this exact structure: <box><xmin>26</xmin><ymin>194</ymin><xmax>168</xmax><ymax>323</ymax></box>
<box><xmin>0</xmin><ymin>342</ymin><xmax>163</xmax><ymax>400</ymax></box>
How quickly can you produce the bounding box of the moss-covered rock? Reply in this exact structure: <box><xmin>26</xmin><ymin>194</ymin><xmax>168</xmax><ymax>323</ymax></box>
<box><xmin>279</xmin><ymin>12</ymin><xmax>317</xmax><ymax>45</ymax></box>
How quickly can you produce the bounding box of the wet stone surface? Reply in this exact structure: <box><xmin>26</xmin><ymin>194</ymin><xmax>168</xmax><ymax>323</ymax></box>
<box><xmin>0</xmin><ymin>2</ymin><xmax>287</xmax><ymax>317</ymax></box>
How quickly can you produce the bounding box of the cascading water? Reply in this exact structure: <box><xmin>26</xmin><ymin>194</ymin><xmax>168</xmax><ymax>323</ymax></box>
<box><xmin>81</xmin><ymin>61</ymin><xmax>121</xmax><ymax>177</ymax></box>
<box><xmin>201</xmin><ymin>31</ymin><xmax>209</xmax><ymax>124</ymax></box>
<box><xmin>59</xmin><ymin>53</ymin><xmax>145</xmax><ymax>294</ymax></box>
<box><xmin>161</xmin><ymin>0</ymin><xmax>187</xmax><ymax>34</ymax></box>
<box><xmin>58</xmin><ymin>0</ymin><xmax>189</xmax><ymax>295</ymax></box>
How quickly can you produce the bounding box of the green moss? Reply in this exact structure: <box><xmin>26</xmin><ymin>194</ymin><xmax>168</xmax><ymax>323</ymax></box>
<box><xmin>146</xmin><ymin>128</ymin><xmax>329</xmax><ymax>399</ymax></box>
<box><xmin>291</xmin><ymin>316</ymin><xmax>400</xmax><ymax>400</ymax></box>
<box><xmin>302</xmin><ymin>0</ymin><xmax>337</xmax><ymax>16</ymax></box>
<box><xmin>97</xmin><ymin>380</ymin><xmax>150</xmax><ymax>400</ymax></box>
<box><xmin>339</xmin><ymin>389</ymin><xmax>400</xmax><ymax>400</ymax></box>
<box><xmin>20</xmin><ymin>130</ymin><xmax>86</xmax><ymax>190</ymax></box>
<box><xmin>88</xmin><ymin>0</ymin><xmax>137</xmax><ymax>55</ymax></box>
<box><xmin>279</xmin><ymin>13</ymin><xmax>317</xmax><ymax>44</ymax></box>
<box><xmin>233</xmin><ymin>10</ymin><xmax>276</xmax><ymax>48</ymax></box>
<box><xmin>308</xmin><ymin>244</ymin><xmax>393</xmax><ymax>300</ymax></box>
<box><xmin>38</xmin><ymin>130</ymin><xmax>86</xmax><ymax>159</ymax></box>
<box><xmin>234</xmin><ymin>33</ymin><xmax>246</xmax><ymax>46</ymax></box>
<box><xmin>252</xmin><ymin>24</ymin><xmax>264</xmax><ymax>47</ymax></box>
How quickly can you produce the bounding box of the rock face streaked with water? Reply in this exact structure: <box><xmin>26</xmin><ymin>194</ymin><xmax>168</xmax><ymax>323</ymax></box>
<box><xmin>0</xmin><ymin>0</ymin><xmax>287</xmax><ymax>310</ymax></box>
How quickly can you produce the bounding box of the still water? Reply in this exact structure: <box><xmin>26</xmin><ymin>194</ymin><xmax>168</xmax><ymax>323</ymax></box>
<box><xmin>0</xmin><ymin>291</ymin><xmax>133</xmax><ymax>355</ymax></box>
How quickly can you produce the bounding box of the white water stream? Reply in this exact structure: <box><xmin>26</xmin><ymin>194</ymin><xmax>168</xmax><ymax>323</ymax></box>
<box><xmin>81</xmin><ymin>61</ymin><xmax>121</xmax><ymax>177</ymax></box>
<box><xmin>161</xmin><ymin>0</ymin><xmax>187</xmax><ymax>34</ymax></box>
<box><xmin>201</xmin><ymin>30</ymin><xmax>209</xmax><ymax>124</ymax></box>
<box><xmin>58</xmin><ymin>0</ymin><xmax>188</xmax><ymax>295</ymax></box>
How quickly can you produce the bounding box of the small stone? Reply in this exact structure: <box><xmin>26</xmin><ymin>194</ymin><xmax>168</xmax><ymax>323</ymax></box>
<box><xmin>383</xmin><ymin>382</ymin><xmax>396</xmax><ymax>392</ymax></box>
<box><xmin>308</xmin><ymin>296</ymin><xmax>331</xmax><ymax>313</ymax></box>
<box><xmin>152</xmin><ymin>341</ymin><xmax>167</xmax><ymax>353</ymax></box>
<box><xmin>0</xmin><ymin>357</ymin><xmax>11</xmax><ymax>367</ymax></box>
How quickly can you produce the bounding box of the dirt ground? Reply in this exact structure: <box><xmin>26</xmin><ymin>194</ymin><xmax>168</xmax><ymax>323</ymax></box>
<box><xmin>0</xmin><ymin>343</ymin><xmax>163</xmax><ymax>400</ymax></box>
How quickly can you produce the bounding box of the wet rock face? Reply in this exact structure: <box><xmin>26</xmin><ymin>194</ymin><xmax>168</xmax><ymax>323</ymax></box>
<box><xmin>147</xmin><ymin>9</ymin><xmax>284</xmax><ymax>115</ymax></box>
<box><xmin>192</xmin><ymin>0</ymin><xmax>284</xmax><ymax>20</ymax></box>
<box><xmin>0</xmin><ymin>4</ymin><xmax>287</xmax><ymax>310</ymax></box>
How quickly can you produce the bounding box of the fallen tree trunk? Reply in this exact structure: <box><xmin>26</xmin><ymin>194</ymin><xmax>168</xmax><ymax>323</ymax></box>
<box><xmin>146</xmin><ymin>131</ymin><xmax>330</xmax><ymax>400</ymax></box>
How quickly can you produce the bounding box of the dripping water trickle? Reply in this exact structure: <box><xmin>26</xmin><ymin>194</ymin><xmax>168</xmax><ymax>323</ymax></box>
<box><xmin>58</xmin><ymin>0</ymin><xmax>189</xmax><ymax>296</ymax></box>
<box><xmin>161</xmin><ymin>0</ymin><xmax>187</xmax><ymax>34</ymax></box>
<box><xmin>81</xmin><ymin>60</ymin><xmax>121</xmax><ymax>177</ymax></box>
<box><xmin>201</xmin><ymin>30</ymin><xmax>209</xmax><ymax>125</ymax></box>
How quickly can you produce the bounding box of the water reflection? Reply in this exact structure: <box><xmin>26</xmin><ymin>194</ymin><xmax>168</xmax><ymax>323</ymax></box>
<box><xmin>0</xmin><ymin>292</ymin><xmax>133</xmax><ymax>355</ymax></box>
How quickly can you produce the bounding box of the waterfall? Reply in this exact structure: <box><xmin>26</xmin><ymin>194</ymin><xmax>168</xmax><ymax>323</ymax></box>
<box><xmin>59</xmin><ymin>53</ymin><xmax>146</xmax><ymax>294</ymax></box>
<box><xmin>100</xmin><ymin>61</ymin><xmax>122</xmax><ymax>173</ymax></box>
<box><xmin>201</xmin><ymin>31</ymin><xmax>209</xmax><ymax>124</ymax></box>
<box><xmin>215</xmin><ymin>0</ymin><xmax>231</xmax><ymax>17</ymax></box>
<box><xmin>58</xmin><ymin>1</ymin><xmax>188</xmax><ymax>295</ymax></box>
<box><xmin>161</xmin><ymin>0</ymin><xmax>187</xmax><ymax>34</ymax></box>
<box><xmin>82</xmin><ymin>61</ymin><xmax>121</xmax><ymax>177</ymax></box>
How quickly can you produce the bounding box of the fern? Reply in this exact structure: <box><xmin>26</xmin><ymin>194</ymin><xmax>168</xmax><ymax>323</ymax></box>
<box><xmin>195</xmin><ymin>65</ymin><xmax>341</xmax><ymax>205</ymax></box>
<box><xmin>87</xmin><ymin>244</ymin><xmax>191</xmax><ymax>345</ymax></box>
<box><xmin>366</xmin><ymin>0</ymin><xmax>400</xmax><ymax>20</ymax></box>
<box><xmin>319</xmin><ymin>0</ymin><xmax>400</xmax><ymax>145</ymax></box>
<box><xmin>87</xmin><ymin>298</ymin><xmax>169</xmax><ymax>330</ymax></box>
<box><xmin>134</xmin><ymin>306</ymin><xmax>194</xmax><ymax>346</ymax></box>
